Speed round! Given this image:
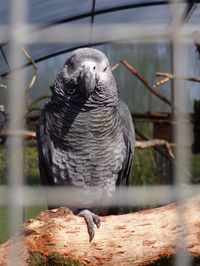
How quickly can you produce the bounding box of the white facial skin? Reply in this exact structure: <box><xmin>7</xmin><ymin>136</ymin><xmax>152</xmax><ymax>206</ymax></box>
<box><xmin>56</xmin><ymin>48</ymin><xmax>115</xmax><ymax>98</ymax></box>
<box><xmin>66</xmin><ymin>56</ymin><xmax>110</xmax><ymax>96</ymax></box>
<box><xmin>79</xmin><ymin>59</ymin><xmax>109</xmax><ymax>83</ymax></box>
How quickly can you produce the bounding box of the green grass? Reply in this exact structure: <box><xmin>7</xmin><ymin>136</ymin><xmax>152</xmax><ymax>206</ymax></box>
<box><xmin>0</xmin><ymin>147</ymin><xmax>41</xmax><ymax>185</ymax></box>
<box><xmin>0</xmin><ymin>206</ymin><xmax>46</xmax><ymax>244</ymax></box>
<box><xmin>0</xmin><ymin>147</ymin><xmax>43</xmax><ymax>244</ymax></box>
<box><xmin>131</xmin><ymin>147</ymin><xmax>156</xmax><ymax>185</ymax></box>
<box><xmin>132</xmin><ymin>121</ymin><xmax>157</xmax><ymax>185</ymax></box>
<box><xmin>25</xmin><ymin>206</ymin><xmax>46</xmax><ymax>220</ymax></box>
<box><xmin>0</xmin><ymin>207</ymin><xmax>8</xmax><ymax>244</ymax></box>
<box><xmin>190</xmin><ymin>153</ymin><xmax>200</xmax><ymax>183</ymax></box>
<box><xmin>24</xmin><ymin>147</ymin><xmax>40</xmax><ymax>185</ymax></box>
<box><xmin>0</xmin><ymin>148</ymin><xmax>6</xmax><ymax>185</ymax></box>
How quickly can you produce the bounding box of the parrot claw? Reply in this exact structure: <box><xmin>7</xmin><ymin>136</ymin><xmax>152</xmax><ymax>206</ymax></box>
<box><xmin>78</xmin><ymin>209</ymin><xmax>101</xmax><ymax>242</ymax></box>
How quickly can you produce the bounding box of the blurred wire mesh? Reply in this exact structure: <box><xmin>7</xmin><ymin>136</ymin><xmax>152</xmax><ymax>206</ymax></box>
<box><xmin>0</xmin><ymin>0</ymin><xmax>200</xmax><ymax>265</ymax></box>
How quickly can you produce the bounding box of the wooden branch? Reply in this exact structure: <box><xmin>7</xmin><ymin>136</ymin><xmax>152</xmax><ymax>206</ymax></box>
<box><xmin>0</xmin><ymin>196</ymin><xmax>200</xmax><ymax>265</ymax></box>
<box><xmin>25</xmin><ymin>95</ymin><xmax>50</xmax><ymax>116</ymax></box>
<box><xmin>24</xmin><ymin>110</ymin><xmax>191</xmax><ymax>124</ymax></box>
<box><xmin>0</xmin><ymin>105</ymin><xmax>5</xmax><ymax>112</ymax></box>
<box><xmin>120</xmin><ymin>60</ymin><xmax>173</xmax><ymax>107</ymax></box>
<box><xmin>0</xmin><ymin>84</ymin><xmax>7</xmax><ymax>90</ymax></box>
<box><xmin>193</xmin><ymin>31</ymin><xmax>200</xmax><ymax>59</ymax></box>
<box><xmin>0</xmin><ymin>129</ymin><xmax>175</xmax><ymax>158</ymax></box>
<box><xmin>154</xmin><ymin>72</ymin><xmax>200</xmax><ymax>88</ymax></box>
<box><xmin>153</xmin><ymin>72</ymin><xmax>172</xmax><ymax>88</ymax></box>
<box><xmin>0</xmin><ymin>130</ymin><xmax>36</xmax><ymax>139</ymax></box>
<box><xmin>195</xmin><ymin>43</ymin><xmax>200</xmax><ymax>59</ymax></box>
<box><xmin>25</xmin><ymin>109</ymin><xmax>41</xmax><ymax>121</ymax></box>
<box><xmin>111</xmin><ymin>62</ymin><xmax>120</xmax><ymax>72</ymax></box>
<box><xmin>25</xmin><ymin>110</ymin><xmax>173</xmax><ymax>123</ymax></box>
<box><xmin>136</xmin><ymin>139</ymin><xmax>175</xmax><ymax>159</ymax></box>
<box><xmin>20</xmin><ymin>46</ymin><xmax>38</xmax><ymax>92</ymax></box>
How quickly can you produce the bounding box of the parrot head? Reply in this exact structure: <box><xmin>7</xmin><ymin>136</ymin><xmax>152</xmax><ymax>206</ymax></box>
<box><xmin>60</xmin><ymin>48</ymin><xmax>113</xmax><ymax>97</ymax></box>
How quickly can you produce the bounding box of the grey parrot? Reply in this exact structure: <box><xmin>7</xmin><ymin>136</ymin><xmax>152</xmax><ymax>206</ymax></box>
<box><xmin>36</xmin><ymin>48</ymin><xmax>135</xmax><ymax>241</ymax></box>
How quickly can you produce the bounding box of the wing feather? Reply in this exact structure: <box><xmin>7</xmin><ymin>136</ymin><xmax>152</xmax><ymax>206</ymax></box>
<box><xmin>117</xmin><ymin>100</ymin><xmax>135</xmax><ymax>187</ymax></box>
<box><xmin>36</xmin><ymin>109</ymin><xmax>55</xmax><ymax>186</ymax></box>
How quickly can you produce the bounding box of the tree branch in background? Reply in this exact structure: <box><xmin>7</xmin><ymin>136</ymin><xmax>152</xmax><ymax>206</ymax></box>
<box><xmin>0</xmin><ymin>128</ymin><xmax>175</xmax><ymax>159</ymax></box>
<box><xmin>111</xmin><ymin>62</ymin><xmax>120</xmax><ymax>72</ymax></box>
<box><xmin>193</xmin><ymin>30</ymin><xmax>200</xmax><ymax>59</ymax></box>
<box><xmin>120</xmin><ymin>60</ymin><xmax>173</xmax><ymax>107</ymax></box>
<box><xmin>153</xmin><ymin>72</ymin><xmax>172</xmax><ymax>88</ymax></box>
<box><xmin>20</xmin><ymin>46</ymin><xmax>51</xmax><ymax>117</ymax></box>
<box><xmin>0</xmin><ymin>130</ymin><xmax>36</xmax><ymax>140</ymax></box>
<box><xmin>0</xmin><ymin>83</ymin><xmax>7</xmax><ymax>90</ymax></box>
<box><xmin>154</xmin><ymin>71</ymin><xmax>200</xmax><ymax>88</ymax></box>
<box><xmin>20</xmin><ymin>46</ymin><xmax>38</xmax><ymax>92</ymax></box>
<box><xmin>195</xmin><ymin>43</ymin><xmax>200</xmax><ymax>58</ymax></box>
<box><xmin>0</xmin><ymin>66</ymin><xmax>9</xmax><ymax>90</ymax></box>
<box><xmin>25</xmin><ymin>95</ymin><xmax>50</xmax><ymax>116</ymax></box>
<box><xmin>136</xmin><ymin>139</ymin><xmax>175</xmax><ymax>159</ymax></box>
<box><xmin>135</xmin><ymin>129</ymin><xmax>194</xmax><ymax>182</ymax></box>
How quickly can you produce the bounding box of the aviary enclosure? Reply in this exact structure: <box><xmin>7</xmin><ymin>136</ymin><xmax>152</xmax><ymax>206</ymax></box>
<box><xmin>0</xmin><ymin>1</ymin><xmax>200</xmax><ymax>265</ymax></box>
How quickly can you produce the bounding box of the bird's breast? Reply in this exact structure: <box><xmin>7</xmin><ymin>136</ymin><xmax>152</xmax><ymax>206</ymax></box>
<box><xmin>49</xmin><ymin>106</ymin><xmax>126</xmax><ymax>189</ymax></box>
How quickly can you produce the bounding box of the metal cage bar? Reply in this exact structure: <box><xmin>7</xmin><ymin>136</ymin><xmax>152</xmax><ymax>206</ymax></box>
<box><xmin>6</xmin><ymin>0</ymin><xmax>27</xmax><ymax>264</ymax></box>
<box><xmin>170</xmin><ymin>1</ymin><xmax>191</xmax><ymax>265</ymax></box>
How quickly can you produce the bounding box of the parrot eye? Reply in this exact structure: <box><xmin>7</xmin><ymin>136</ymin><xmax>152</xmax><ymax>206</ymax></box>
<box><xmin>103</xmin><ymin>66</ymin><xmax>107</xmax><ymax>72</ymax></box>
<box><xmin>93</xmin><ymin>66</ymin><xmax>96</xmax><ymax>70</ymax></box>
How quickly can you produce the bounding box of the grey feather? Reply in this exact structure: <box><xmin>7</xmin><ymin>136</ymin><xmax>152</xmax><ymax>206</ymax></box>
<box><xmin>36</xmin><ymin>48</ymin><xmax>135</xmax><ymax>216</ymax></box>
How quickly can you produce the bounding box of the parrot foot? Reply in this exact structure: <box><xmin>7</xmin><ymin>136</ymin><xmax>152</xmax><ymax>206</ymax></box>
<box><xmin>78</xmin><ymin>209</ymin><xmax>101</xmax><ymax>242</ymax></box>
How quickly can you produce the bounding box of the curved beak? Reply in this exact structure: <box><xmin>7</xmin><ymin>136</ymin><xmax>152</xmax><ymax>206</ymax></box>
<box><xmin>79</xmin><ymin>64</ymin><xmax>97</xmax><ymax>97</ymax></box>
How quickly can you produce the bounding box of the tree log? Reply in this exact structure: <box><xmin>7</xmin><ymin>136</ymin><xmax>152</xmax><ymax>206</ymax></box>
<box><xmin>0</xmin><ymin>196</ymin><xmax>200</xmax><ymax>265</ymax></box>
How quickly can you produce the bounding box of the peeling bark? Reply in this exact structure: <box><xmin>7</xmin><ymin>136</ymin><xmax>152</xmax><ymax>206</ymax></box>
<box><xmin>0</xmin><ymin>196</ymin><xmax>200</xmax><ymax>265</ymax></box>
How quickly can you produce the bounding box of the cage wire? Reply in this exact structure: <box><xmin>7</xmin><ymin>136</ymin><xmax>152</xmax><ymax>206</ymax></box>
<box><xmin>0</xmin><ymin>0</ymin><xmax>199</xmax><ymax>265</ymax></box>
<box><xmin>6</xmin><ymin>0</ymin><xmax>27</xmax><ymax>265</ymax></box>
<box><xmin>170</xmin><ymin>1</ymin><xmax>191</xmax><ymax>265</ymax></box>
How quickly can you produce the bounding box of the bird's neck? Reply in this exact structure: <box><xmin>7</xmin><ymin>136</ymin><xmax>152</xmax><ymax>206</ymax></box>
<box><xmin>50</xmin><ymin>89</ymin><xmax>119</xmax><ymax>111</ymax></box>
<box><xmin>50</xmin><ymin>74</ymin><xmax>119</xmax><ymax>110</ymax></box>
